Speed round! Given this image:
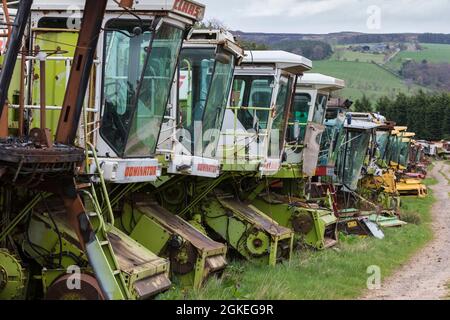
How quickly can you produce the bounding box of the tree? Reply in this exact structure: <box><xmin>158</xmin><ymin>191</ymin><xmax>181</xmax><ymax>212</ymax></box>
<box><xmin>372</xmin><ymin>91</ymin><xmax>450</xmax><ymax>141</ymax></box>
<box><xmin>375</xmin><ymin>96</ymin><xmax>391</xmax><ymax>116</ymax></box>
<box><xmin>353</xmin><ymin>94</ymin><xmax>373</xmax><ymax>112</ymax></box>
<box><xmin>195</xmin><ymin>18</ymin><xmax>228</xmax><ymax>30</ymax></box>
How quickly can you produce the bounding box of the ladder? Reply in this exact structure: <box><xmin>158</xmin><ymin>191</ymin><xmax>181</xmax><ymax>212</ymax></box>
<box><xmin>77</xmin><ymin>142</ymin><xmax>131</xmax><ymax>300</ymax></box>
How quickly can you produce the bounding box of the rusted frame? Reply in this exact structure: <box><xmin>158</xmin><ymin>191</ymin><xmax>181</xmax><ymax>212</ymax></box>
<box><xmin>55</xmin><ymin>0</ymin><xmax>108</xmax><ymax>145</ymax></box>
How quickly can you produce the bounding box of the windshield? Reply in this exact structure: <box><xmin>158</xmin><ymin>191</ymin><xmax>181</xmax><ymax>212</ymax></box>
<box><xmin>269</xmin><ymin>75</ymin><xmax>293</xmax><ymax>159</ymax></box>
<box><xmin>312</xmin><ymin>93</ymin><xmax>328</xmax><ymax>124</ymax></box>
<box><xmin>318</xmin><ymin>109</ymin><xmax>346</xmax><ymax>166</ymax></box>
<box><xmin>399</xmin><ymin>140</ymin><xmax>410</xmax><ymax>167</ymax></box>
<box><xmin>286</xmin><ymin>93</ymin><xmax>310</xmax><ymax>146</ymax></box>
<box><xmin>101</xmin><ymin>20</ymin><xmax>183</xmax><ymax>157</ymax></box>
<box><xmin>336</xmin><ymin>129</ymin><xmax>371</xmax><ymax>190</ymax></box>
<box><xmin>178</xmin><ymin>47</ymin><xmax>235</xmax><ymax>157</ymax></box>
<box><xmin>390</xmin><ymin>136</ymin><xmax>401</xmax><ymax>165</ymax></box>
<box><xmin>376</xmin><ymin>131</ymin><xmax>390</xmax><ymax>162</ymax></box>
<box><xmin>232</xmin><ymin>75</ymin><xmax>274</xmax><ymax>131</ymax></box>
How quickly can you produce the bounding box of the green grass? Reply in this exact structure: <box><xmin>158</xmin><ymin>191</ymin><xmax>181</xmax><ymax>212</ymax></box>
<box><xmin>332</xmin><ymin>49</ymin><xmax>386</xmax><ymax>64</ymax></box>
<box><xmin>310</xmin><ymin>60</ymin><xmax>426</xmax><ymax>101</ymax></box>
<box><xmin>386</xmin><ymin>43</ymin><xmax>450</xmax><ymax>72</ymax></box>
<box><xmin>161</xmin><ymin>185</ymin><xmax>436</xmax><ymax>300</ymax></box>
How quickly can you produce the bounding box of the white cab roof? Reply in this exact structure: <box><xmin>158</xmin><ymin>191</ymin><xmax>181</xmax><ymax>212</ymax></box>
<box><xmin>345</xmin><ymin>119</ymin><xmax>380</xmax><ymax>130</ymax></box>
<box><xmin>242</xmin><ymin>50</ymin><xmax>312</xmax><ymax>75</ymax></box>
<box><xmin>298</xmin><ymin>73</ymin><xmax>345</xmax><ymax>91</ymax></box>
<box><xmin>30</xmin><ymin>0</ymin><xmax>205</xmax><ymax>21</ymax></box>
<box><xmin>185</xmin><ymin>29</ymin><xmax>244</xmax><ymax>61</ymax></box>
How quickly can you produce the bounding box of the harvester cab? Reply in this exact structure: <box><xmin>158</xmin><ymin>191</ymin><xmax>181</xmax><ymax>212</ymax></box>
<box><xmin>344</xmin><ymin>114</ymin><xmax>403</xmax><ymax>216</ymax></box>
<box><xmin>158</xmin><ymin>29</ymin><xmax>244</xmax><ymax>178</ymax></box>
<box><xmin>332</xmin><ymin>116</ymin><xmax>389</xmax><ymax>237</ymax></box>
<box><xmin>285</xmin><ymin>73</ymin><xmax>345</xmax><ymax>176</ymax></box>
<box><xmin>250</xmin><ymin>73</ymin><xmax>346</xmax><ymax>250</ymax></box>
<box><xmin>316</xmin><ymin>98</ymin><xmax>353</xmax><ymax>178</ymax></box>
<box><xmin>197</xmin><ymin>50</ymin><xmax>311</xmax><ymax>266</ymax></box>
<box><xmin>1</xmin><ymin>0</ymin><xmax>209</xmax><ymax>300</ymax></box>
<box><xmin>219</xmin><ymin>50</ymin><xmax>311</xmax><ymax>175</ymax></box>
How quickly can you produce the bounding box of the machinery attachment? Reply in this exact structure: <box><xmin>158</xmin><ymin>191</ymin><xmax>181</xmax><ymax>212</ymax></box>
<box><xmin>251</xmin><ymin>194</ymin><xmax>338</xmax><ymax>250</ymax></box>
<box><xmin>119</xmin><ymin>200</ymin><xmax>228</xmax><ymax>289</ymax></box>
<box><xmin>202</xmin><ymin>195</ymin><xmax>294</xmax><ymax>266</ymax></box>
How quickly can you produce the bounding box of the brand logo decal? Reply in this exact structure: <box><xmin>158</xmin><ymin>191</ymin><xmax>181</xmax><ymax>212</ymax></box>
<box><xmin>125</xmin><ymin>166</ymin><xmax>158</xmax><ymax>177</ymax></box>
<box><xmin>173</xmin><ymin>0</ymin><xmax>204</xmax><ymax>19</ymax></box>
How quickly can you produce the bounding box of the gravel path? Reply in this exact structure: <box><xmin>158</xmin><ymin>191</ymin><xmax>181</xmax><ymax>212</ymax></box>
<box><xmin>361</xmin><ymin>161</ymin><xmax>450</xmax><ymax>300</ymax></box>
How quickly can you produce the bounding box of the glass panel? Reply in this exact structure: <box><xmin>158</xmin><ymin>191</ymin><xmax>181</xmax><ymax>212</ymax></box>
<box><xmin>312</xmin><ymin>93</ymin><xmax>328</xmax><ymax>124</ymax></box>
<box><xmin>202</xmin><ymin>52</ymin><xmax>235</xmax><ymax>157</ymax></box>
<box><xmin>399</xmin><ymin>141</ymin><xmax>410</xmax><ymax>167</ymax></box>
<box><xmin>287</xmin><ymin>93</ymin><xmax>310</xmax><ymax>144</ymax></box>
<box><xmin>391</xmin><ymin>136</ymin><xmax>401</xmax><ymax>164</ymax></box>
<box><xmin>233</xmin><ymin>75</ymin><xmax>274</xmax><ymax>131</ymax></box>
<box><xmin>318</xmin><ymin>126</ymin><xmax>334</xmax><ymax>166</ymax></box>
<box><xmin>177</xmin><ymin>48</ymin><xmax>216</xmax><ymax>153</ymax></box>
<box><xmin>124</xmin><ymin>24</ymin><xmax>183</xmax><ymax>157</ymax></box>
<box><xmin>269</xmin><ymin>76</ymin><xmax>292</xmax><ymax>158</ymax></box>
<box><xmin>376</xmin><ymin>131</ymin><xmax>390</xmax><ymax>161</ymax></box>
<box><xmin>101</xmin><ymin>20</ymin><xmax>153</xmax><ymax>155</ymax></box>
<box><xmin>336</xmin><ymin>129</ymin><xmax>371</xmax><ymax>190</ymax></box>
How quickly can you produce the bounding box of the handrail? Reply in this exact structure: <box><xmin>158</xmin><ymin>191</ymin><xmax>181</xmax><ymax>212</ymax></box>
<box><xmin>86</xmin><ymin>142</ymin><xmax>115</xmax><ymax>229</ymax></box>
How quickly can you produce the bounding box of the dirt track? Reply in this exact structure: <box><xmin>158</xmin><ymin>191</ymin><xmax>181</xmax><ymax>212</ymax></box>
<box><xmin>361</xmin><ymin>161</ymin><xmax>450</xmax><ymax>300</ymax></box>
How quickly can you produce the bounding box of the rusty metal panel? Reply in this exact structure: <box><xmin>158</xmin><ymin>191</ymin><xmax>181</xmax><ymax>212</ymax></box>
<box><xmin>55</xmin><ymin>0</ymin><xmax>108</xmax><ymax>144</ymax></box>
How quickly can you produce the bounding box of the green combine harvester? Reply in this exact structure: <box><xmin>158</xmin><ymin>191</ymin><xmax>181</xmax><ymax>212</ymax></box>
<box><xmin>249</xmin><ymin>73</ymin><xmax>346</xmax><ymax>250</ymax></box>
<box><xmin>161</xmin><ymin>50</ymin><xmax>312</xmax><ymax>266</ymax></box>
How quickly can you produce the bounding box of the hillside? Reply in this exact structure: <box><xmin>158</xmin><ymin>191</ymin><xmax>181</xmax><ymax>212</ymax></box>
<box><xmin>234</xmin><ymin>31</ymin><xmax>450</xmax><ymax>100</ymax></box>
<box><xmin>310</xmin><ymin>60</ymin><xmax>426</xmax><ymax>101</ymax></box>
<box><xmin>385</xmin><ymin>43</ymin><xmax>450</xmax><ymax>72</ymax></box>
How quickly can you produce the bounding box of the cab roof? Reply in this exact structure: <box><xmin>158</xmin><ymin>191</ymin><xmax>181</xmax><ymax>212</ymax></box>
<box><xmin>185</xmin><ymin>29</ymin><xmax>244</xmax><ymax>62</ymax></box>
<box><xmin>345</xmin><ymin>119</ymin><xmax>380</xmax><ymax>130</ymax></box>
<box><xmin>242</xmin><ymin>50</ymin><xmax>312</xmax><ymax>75</ymax></box>
<box><xmin>30</xmin><ymin>0</ymin><xmax>205</xmax><ymax>22</ymax></box>
<box><xmin>298</xmin><ymin>73</ymin><xmax>345</xmax><ymax>91</ymax></box>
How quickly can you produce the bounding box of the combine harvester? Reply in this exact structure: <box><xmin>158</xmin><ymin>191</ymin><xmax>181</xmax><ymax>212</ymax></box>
<box><xmin>167</xmin><ymin>50</ymin><xmax>312</xmax><ymax>266</ymax></box>
<box><xmin>0</xmin><ymin>0</ymin><xmax>209</xmax><ymax>300</ymax></box>
<box><xmin>348</xmin><ymin>113</ymin><xmax>402</xmax><ymax>214</ymax></box>
<box><xmin>107</xmin><ymin>29</ymin><xmax>245</xmax><ymax>289</ymax></box>
<box><xmin>309</xmin><ymin>106</ymin><xmax>387</xmax><ymax>238</ymax></box>
<box><xmin>390</xmin><ymin>128</ymin><xmax>428</xmax><ymax>197</ymax></box>
<box><xmin>249</xmin><ymin>73</ymin><xmax>345</xmax><ymax>250</ymax></box>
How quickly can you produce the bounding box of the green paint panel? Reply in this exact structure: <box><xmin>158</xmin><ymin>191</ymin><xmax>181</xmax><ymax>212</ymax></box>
<box><xmin>30</xmin><ymin>31</ymin><xmax>79</xmax><ymax>134</ymax></box>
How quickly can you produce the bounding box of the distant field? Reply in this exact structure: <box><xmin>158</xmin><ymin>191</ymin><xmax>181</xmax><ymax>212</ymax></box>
<box><xmin>386</xmin><ymin>43</ymin><xmax>450</xmax><ymax>72</ymax></box>
<box><xmin>331</xmin><ymin>49</ymin><xmax>386</xmax><ymax>64</ymax></box>
<box><xmin>310</xmin><ymin>60</ymin><xmax>426</xmax><ymax>101</ymax></box>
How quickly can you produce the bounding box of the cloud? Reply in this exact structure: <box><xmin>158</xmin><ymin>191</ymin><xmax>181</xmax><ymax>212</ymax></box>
<box><xmin>240</xmin><ymin>0</ymin><xmax>355</xmax><ymax>18</ymax></box>
<box><xmin>202</xmin><ymin>0</ymin><xmax>450</xmax><ymax>33</ymax></box>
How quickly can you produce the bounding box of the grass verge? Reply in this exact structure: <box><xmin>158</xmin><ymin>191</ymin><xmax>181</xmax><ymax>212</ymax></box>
<box><xmin>161</xmin><ymin>183</ymin><xmax>436</xmax><ymax>300</ymax></box>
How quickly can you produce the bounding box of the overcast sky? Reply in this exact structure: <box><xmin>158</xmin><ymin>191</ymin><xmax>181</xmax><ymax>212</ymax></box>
<box><xmin>201</xmin><ymin>0</ymin><xmax>450</xmax><ymax>34</ymax></box>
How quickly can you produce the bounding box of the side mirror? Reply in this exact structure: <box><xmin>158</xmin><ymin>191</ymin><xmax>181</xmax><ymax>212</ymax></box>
<box><xmin>133</xmin><ymin>27</ymin><xmax>143</xmax><ymax>36</ymax></box>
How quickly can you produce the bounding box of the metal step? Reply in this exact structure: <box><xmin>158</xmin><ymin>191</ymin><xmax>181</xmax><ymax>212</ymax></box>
<box><xmin>136</xmin><ymin>201</ymin><xmax>227</xmax><ymax>253</ymax></box>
